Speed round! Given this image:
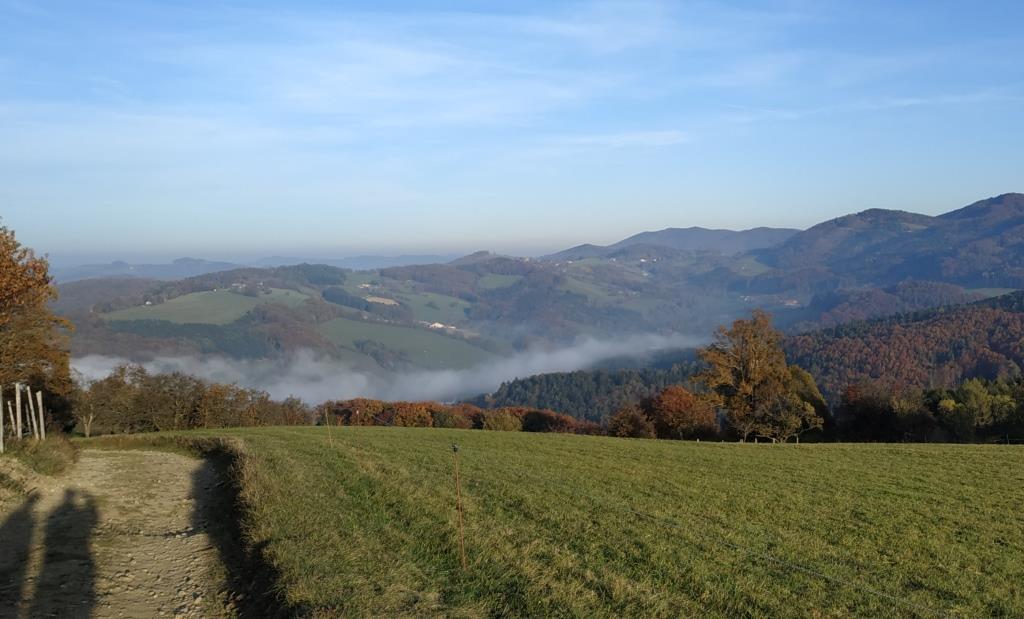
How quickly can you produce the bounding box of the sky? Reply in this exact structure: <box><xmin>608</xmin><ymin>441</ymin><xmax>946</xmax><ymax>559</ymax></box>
<box><xmin>1</xmin><ymin>0</ymin><xmax>1022</xmax><ymax>262</ymax></box>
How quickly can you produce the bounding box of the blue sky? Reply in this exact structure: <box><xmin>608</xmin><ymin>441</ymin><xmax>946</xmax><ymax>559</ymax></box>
<box><xmin>1</xmin><ymin>1</ymin><xmax>1022</xmax><ymax>260</ymax></box>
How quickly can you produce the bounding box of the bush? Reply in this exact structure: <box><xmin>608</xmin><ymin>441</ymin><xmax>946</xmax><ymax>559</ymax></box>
<box><xmin>521</xmin><ymin>409</ymin><xmax>571</xmax><ymax>433</ymax></box>
<box><xmin>431</xmin><ymin>410</ymin><xmax>474</xmax><ymax>429</ymax></box>
<box><xmin>482</xmin><ymin>410</ymin><xmax>523</xmax><ymax>432</ymax></box>
<box><xmin>608</xmin><ymin>405</ymin><xmax>655</xmax><ymax>439</ymax></box>
<box><xmin>390</xmin><ymin>402</ymin><xmax>433</xmax><ymax>427</ymax></box>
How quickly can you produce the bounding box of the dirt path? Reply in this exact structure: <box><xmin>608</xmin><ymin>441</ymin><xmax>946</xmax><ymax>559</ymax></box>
<box><xmin>0</xmin><ymin>450</ymin><xmax>227</xmax><ymax>618</ymax></box>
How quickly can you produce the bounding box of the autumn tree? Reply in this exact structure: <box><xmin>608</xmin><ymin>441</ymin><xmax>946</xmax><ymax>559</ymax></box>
<box><xmin>0</xmin><ymin>226</ymin><xmax>72</xmax><ymax>430</ymax></box>
<box><xmin>481</xmin><ymin>409</ymin><xmax>522</xmax><ymax>431</ymax></box>
<box><xmin>608</xmin><ymin>404</ymin><xmax>656</xmax><ymax>438</ymax></box>
<box><xmin>645</xmin><ymin>385</ymin><xmax>718</xmax><ymax>440</ymax></box>
<box><xmin>698</xmin><ymin>310</ymin><xmax>823</xmax><ymax>442</ymax></box>
<box><xmin>390</xmin><ymin>402</ymin><xmax>433</xmax><ymax>427</ymax></box>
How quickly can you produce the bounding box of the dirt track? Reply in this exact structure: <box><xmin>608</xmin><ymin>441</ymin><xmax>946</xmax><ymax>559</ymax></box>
<box><xmin>0</xmin><ymin>450</ymin><xmax>227</xmax><ymax>618</ymax></box>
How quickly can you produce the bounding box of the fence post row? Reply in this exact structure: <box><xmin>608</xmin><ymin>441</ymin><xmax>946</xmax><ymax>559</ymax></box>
<box><xmin>0</xmin><ymin>383</ymin><xmax>46</xmax><ymax>445</ymax></box>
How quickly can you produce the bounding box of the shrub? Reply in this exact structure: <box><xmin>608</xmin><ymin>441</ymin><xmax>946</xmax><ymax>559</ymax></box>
<box><xmin>522</xmin><ymin>409</ymin><xmax>579</xmax><ymax>433</ymax></box>
<box><xmin>482</xmin><ymin>410</ymin><xmax>523</xmax><ymax>432</ymax></box>
<box><xmin>608</xmin><ymin>405</ymin><xmax>655</xmax><ymax>439</ymax></box>
<box><xmin>390</xmin><ymin>402</ymin><xmax>433</xmax><ymax>427</ymax></box>
<box><xmin>431</xmin><ymin>409</ymin><xmax>474</xmax><ymax>429</ymax></box>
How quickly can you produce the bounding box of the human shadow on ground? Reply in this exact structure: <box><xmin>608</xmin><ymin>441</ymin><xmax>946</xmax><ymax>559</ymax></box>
<box><xmin>0</xmin><ymin>493</ymin><xmax>39</xmax><ymax>618</ymax></box>
<box><xmin>191</xmin><ymin>452</ymin><xmax>300</xmax><ymax>618</ymax></box>
<box><xmin>27</xmin><ymin>489</ymin><xmax>99</xmax><ymax>619</ymax></box>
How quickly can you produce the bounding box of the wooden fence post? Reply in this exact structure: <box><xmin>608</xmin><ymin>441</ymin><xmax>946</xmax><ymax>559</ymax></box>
<box><xmin>6</xmin><ymin>403</ymin><xmax>15</xmax><ymax>441</ymax></box>
<box><xmin>14</xmin><ymin>383</ymin><xmax>22</xmax><ymax>440</ymax></box>
<box><xmin>0</xmin><ymin>387</ymin><xmax>4</xmax><ymax>455</ymax></box>
<box><xmin>35</xmin><ymin>390</ymin><xmax>45</xmax><ymax>441</ymax></box>
<box><xmin>26</xmin><ymin>386</ymin><xmax>38</xmax><ymax>440</ymax></box>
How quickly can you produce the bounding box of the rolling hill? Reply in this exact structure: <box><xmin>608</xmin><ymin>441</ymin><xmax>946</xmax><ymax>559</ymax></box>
<box><xmin>55</xmin><ymin>193</ymin><xmax>1022</xmax><ymax>383</ymax></box>
<box><xmin>546</xmin><ymin>226</ymin><xmax>798</xmax><ymax>260</ymax></box>
<box><xmin>753</xmin><ymin>193</ymin><xmax>1024</xmax><ymax>289</ymax></box>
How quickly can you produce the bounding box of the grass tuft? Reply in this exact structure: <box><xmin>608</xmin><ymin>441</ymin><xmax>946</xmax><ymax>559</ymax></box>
<box><xmin>4</xmin><ymin>437</ymin><xmax>78</xmax><ymax>476</ymax></box>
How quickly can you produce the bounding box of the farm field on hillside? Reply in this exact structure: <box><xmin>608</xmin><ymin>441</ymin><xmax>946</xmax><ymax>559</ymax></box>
<box><xmin>318</xmin><ymin>316</ymin><xmax>495</xmax><ymax>369</ymax></box>
<box><xmin>396</xmin><ymin>291</ymin><xmax>472</xmax><ymax>324</ymax></box>
<box><xmin>102</xmin><ymin>288</ymin><xmax>308</xmax><ymax>325</ymax></box>
<box><xmin>129</xmin><ymin>428</ymin><xmax>1024</xmax><ymax>617</ymax></box>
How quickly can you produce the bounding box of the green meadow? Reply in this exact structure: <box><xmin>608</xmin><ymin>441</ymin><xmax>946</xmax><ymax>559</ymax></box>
<box><xmin>92</xmin><ymin>427</ymin><xmax>1024</xmax><ymax>618</ymax></box>
<box><xmin>103</xmin><ymin>288</ymin><xmax>308</xmax><ymax>325</ymax></box>
<box><xmin>318</xmin><ymin>316</ymin><xmax>495</xmax><ymax>369</ymax></box>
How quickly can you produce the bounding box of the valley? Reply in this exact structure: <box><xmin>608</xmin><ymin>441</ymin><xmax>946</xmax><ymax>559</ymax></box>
<box><xmin>57</xmin><ymin>195</ymin><xmax>1023</xmax><ymax>404</ymax></box>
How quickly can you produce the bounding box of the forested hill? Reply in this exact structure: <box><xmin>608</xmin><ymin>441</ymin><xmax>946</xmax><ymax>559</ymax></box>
<box><xmin>475</xmin><ymin>292</ymin><xmax>1024</xmax><ymax>421</ymax></box>
<box><xmin>785</xmin><ymin>291</ymin><xmax>1024</xmax><ymax>402</ymax></box>
<box><xmin>468</xmin><ymin>363</ymin><xmax>699</xmax><ymax>422</ymax></box>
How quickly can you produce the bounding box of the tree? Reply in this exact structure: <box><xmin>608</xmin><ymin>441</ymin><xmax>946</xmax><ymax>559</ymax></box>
<box><xmin>754</xmin><ymin>393</ymin><xmax>822</xmax><ymax>443</ymax></box>
<box><xmin>0</xmin><ymin>226</ymin><xmax>72</xmax><ymax>429</ymax></box>
<box><xmin>698</xmin><ymin>310</ymin><xmax>792</xmax><ymax>440</ymax></box>
<box><xmin>645</xmin><ymin>386</ymin><xmax>718</xmax><ymax>440</ymax></box>
<box><xmin>608</xmin><ymin>404</ymin><xmax>656</xmax><ymax>438</ymax></box>
<box><xmin>699</xmin><ymin>310</ymin><xmax>824</xmax><ymax>442</ymax></box>
<box><xmin>71</xmin><ymin>377</ymin><xmax>102</xmax><ymax>438</ymax></box>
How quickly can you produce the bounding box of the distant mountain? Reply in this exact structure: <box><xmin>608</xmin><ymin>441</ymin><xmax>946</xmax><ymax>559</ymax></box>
<box><xmin>252</xmin><ymin>254</ymin><xmax>460</xmax><ymax>270</ymax></box>
<box><xmin>53</xmin><ymin>257</ymin><xmax>241</xmax><ymax>283</ymax></box>
<box><xmin>754</xmin><ymin>193</ymin><xmax>1024</xmax><ymax>288</ymax></box>
<box><xmin>545</xmin><ymin>226</ymin><xmax>799</xmax><ymax>261</ymax></box>
<box><xmin>609</xmin><ymin>226</ymin><xmax>800</xmax><ymax>254</ymax></box>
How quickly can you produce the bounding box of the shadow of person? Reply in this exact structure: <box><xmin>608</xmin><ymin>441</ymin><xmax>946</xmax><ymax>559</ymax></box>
<box><xmin>27</xmin><ymin>489</ymin><xmax>99</xmax><ymax>619</ymax></box>
<box><xmin>191</xmin><ymin>453</ymin><xmax>295</xmax><ymax>618</ymax></box>
<box><xmin>0</xmin><ymin>493</ymin><xmax>40</xmax><ymax>618</ymax></box>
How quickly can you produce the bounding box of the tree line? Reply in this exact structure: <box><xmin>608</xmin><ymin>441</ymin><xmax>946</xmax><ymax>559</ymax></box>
<box><xmin>315</xmin><ymin>398</ymin><xmax>601</xmax><ymax>434</ymax></box>
<box><xmin>72</xmin><ymin>364</ymin><xmax>311</xmax><ymax>436</ymax></box>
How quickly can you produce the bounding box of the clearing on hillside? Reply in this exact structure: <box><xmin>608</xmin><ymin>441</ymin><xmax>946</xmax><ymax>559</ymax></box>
<box><xmin>103</xmin><ymin>288</ymin><xmax>309</xmax><ymax>325</ymax></box>
<box><xmin>318</xmin><ymin>316</ymin><xmax>495</xmax><ymax>369</ymax></box>
<box><xmin>134</xmin><ymin>427</ymin><xmax>1024</xmax><ymax>617</ymax></box>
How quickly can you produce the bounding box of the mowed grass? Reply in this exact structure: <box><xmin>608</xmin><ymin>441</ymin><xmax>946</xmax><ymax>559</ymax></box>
<box><xmin>103</xmin><ymin>288</ymin><xmax>309</xmax><ymax>325</ymax></box>
<box><xmin>318</xmin><ymin>316</ymin><xmax>495</xmax><ymax>369</ymax></box>
<box><xmin>182</xmin><ymin>427</ymin><xmax>1022</xmax><ymax>617</ymax></box>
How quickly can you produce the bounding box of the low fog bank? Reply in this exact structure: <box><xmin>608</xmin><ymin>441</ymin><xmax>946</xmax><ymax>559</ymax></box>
<box><xmin>72</xmin><ymin>333</ymin><xmax>701</xmax><ymax>404</ymax></box>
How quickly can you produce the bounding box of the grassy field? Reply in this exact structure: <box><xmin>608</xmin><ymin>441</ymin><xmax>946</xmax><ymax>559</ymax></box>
<box><xmin>396</xmin><ymin>291</ymin><xmax>472</xmax><ymax>324</ymax></box>
<box><xmin>318</xmin><ymin>316</ymin><xmax>495</xmax><ymax>369</ymax></box>
<box><xmin>99</xmin><ymin>428</ymin><xmax>1023</xmax><ymax>617</ymax></box>
<box><xmin>477</xmin><ymin>273</ymin><xmax>522</xmax><ymax>290</ymax></box>
<box><xmin>103</xmin><ymin>288</ymin><xmax>309</xmax><ymax>325</ymax></box>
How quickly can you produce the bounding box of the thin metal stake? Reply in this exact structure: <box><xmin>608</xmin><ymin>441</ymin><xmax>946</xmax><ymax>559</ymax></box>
<box><xmin>452</xmin><ymin>443</ymin><xmax>467</xmax><ymax>571</ymax></box>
